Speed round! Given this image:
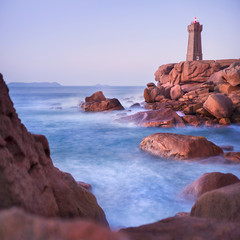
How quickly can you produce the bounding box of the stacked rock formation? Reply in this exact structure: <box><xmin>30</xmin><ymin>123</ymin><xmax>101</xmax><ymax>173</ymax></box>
<box><xmin>81</xmin><ymin>91</ymin><xmax>124</xmax><ymax>112</ymax></box>
<box><xmin>144</xmin><ymin>59</ymin><xmax>240</xmax><ymax>126</ymax></box>
<box><xmin>0</xmin><ymin>74</ymin><xmax>108</xmax><ymax>225</ymax></box>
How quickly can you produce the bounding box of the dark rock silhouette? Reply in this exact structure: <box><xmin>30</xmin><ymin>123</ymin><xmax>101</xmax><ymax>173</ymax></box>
<box><xmin>0</xmin><ymin>74</ymin><xmax>108</xmax><ymax>225</ymax></box>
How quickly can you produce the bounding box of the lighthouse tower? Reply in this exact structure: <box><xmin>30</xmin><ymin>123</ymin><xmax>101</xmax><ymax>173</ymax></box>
<box><xmin>186</xmin><ymin>17</ymin><xmax>203</xmax><ymax>61</ymax></box>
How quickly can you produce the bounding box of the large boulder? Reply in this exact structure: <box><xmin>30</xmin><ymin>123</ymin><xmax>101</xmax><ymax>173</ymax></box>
<box><xmin>222</xmin><ymin>62</ymin><xmax>240</xmax><ymax>87</ymax></box>
<box><xmin>203</xmin><ymin>93</ymin><xmax>234</xmax><ymax>118</ymax></box>
<box><xmin>169</xmin><ymin>61</ymin><xmax>220</xmax><ymax>85</ymax></box>
<box><xmin>0</xmin><ymin>74</ymin><xmax>108</xmax><ymax>225</ymax></box>
<box><xmin>81</xmin><ymin>91</ymin><xmax>124</xmax><ymax>112</ymax></box>
<box><xmin>121</xmin><ymin>215</ymin><xmax>240</xmax><ymax>240</ymax></box>
<box><xmin>140</xmin><ymin>133</ymin><xmax>223</xmax><ymax>160</ymax></box>
<box><xmin>119</xmin><ymin>108</ymin><xmax>185</xmax><ymax>127</ymax></box>
<box><xmin>0</xmin><ymin>208</ymin><xmax>126</xmax><ymax>240</ymax></box>
<box><xmin>190</xmin><ymin>182</ymin><xmax>240</xmax><ymax>222</ymax></box>
<box><xmin>182</xmin><ymin>172</ymin><xmax>240</xmax><ymax>199</ymax></box>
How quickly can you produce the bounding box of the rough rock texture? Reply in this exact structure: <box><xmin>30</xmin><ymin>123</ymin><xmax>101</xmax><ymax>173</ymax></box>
<box><xmin>203</xmin><ymin>93</ymin><xmax>233</xmax><ymax>118</ymax></box>
<box><xmin>119</xmin><ymin>108</ymin><xmax>185</xmax><ymax>127</ymax></box>
<box><xmin>170</xmin><ymin>84</ymin><xmax>183</xmax><ymax>100</ymax></box>
<box><xmin>169</xmin><ymin>61</ymin><xmax>220</xmax><ymax>85</ymax></box>
<box><xmin>150</xmin><ymin>59</ymin><xmax>240</xmax><ymax>126</ymax></box>
<box><xmin>121</xmin><ymin>216</ymin><xmax>240</xmax><ymax>240</ymax></box>
<box><xmin>81</xmin><ymin>91</ymin><xmax>124</xmax><ymax>112</ymax></box>
<box><xmin>154</xmin><ymin>63</ymin><xmax>175</xmax><ymax>84</ymax></box>
<box><xmin>0</xmin><ymin>208</ymin><xmax>127</xmax><ymax>240</ymax></box>
<box><xmin>0</xmin><ymin>74</ymin><xmax>108</xmax><ymax>225</ymax></box>
<box><xmin>190</xmin><ymin>182</ymin><xmax>240</xmax><ymax>222</ymax></box>
<box><xmin>182</xmin><ymin>172</ymin><xmax>240</xmax><ymax>199</ymax></box>
<box><xmin>182</xmin><ymin>115</ymin><xmax>202</xmax><ymax>127</ymax></box>
<box><xmin>140</xmin><ymin>133</ymin><xmax>223</xmax><ymax>160</ymax></box>
<box><xmin>85</xmin><ymin>91</ymin><xmax>106</xmax><ymax>102</ymax></box>
<box><xmin>144</xmin><ymin>83</ymin><xmax>165</xmax><ymax>103</ymax></box>
<box><xmin>222</xmin><ymin>62</ymin><xmax>240</xmax><ymax>87</ymax></box>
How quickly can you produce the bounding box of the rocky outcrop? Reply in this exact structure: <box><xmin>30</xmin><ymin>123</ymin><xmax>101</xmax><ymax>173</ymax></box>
<box><xmin>121</xmin><ymin>215</ymin><xmax>240</xmax><ymax>240</ymax></box>
<box><xmin>118</xmin><ymin>108</ymin><xmax>185</xmax><ymax>127</ymax></box>
<box><xmin>81</xmin><ymin>91</ymin><xmax>124</xmax><ymax>112</ymax></box>
<box><xmin>182</xmin><ymin>172</ymin><xmax>240</xmax><ymax>199</ymax></box>
<box><xmin>0</xmin><ymin>74</ymin><xmax>108</xmax><ymax>225</ymax></box>
<box><xmin>140</xmin><ymin>133</ymin><xmax>223</xmax><ymax>160</ymax></box>
<box><xmin>0</xmin><ymin>208</ymin><xmax>126</xmax><ymax>240</ymax></box>
<box><xmin>148</xmin><ymin>59</ymin><xmax>240</xmax><ymax>126</ymax></box>
<box><xmin>169</xmin><ymin>61</ymin><xmax>221</xmax><ymax>85</ymax></box>
<box><xmin>190</xmin><ymin>182</ymin><xmax>240</xmax><ymax>222</ymax></box>
<box><xmin>203</xmin><ymin>93</ymin><xmax>233</xmax><ymax>118</ymax></box>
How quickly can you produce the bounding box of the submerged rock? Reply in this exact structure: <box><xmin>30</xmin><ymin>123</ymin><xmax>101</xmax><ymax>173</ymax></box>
<box><xmin>182</xmin><ymin>172</ymin><xmax>240</xmax><ymax>199</ymax></box>
<box><xmin>81</xmin><ymin>91</ymin><xmax>124</xmax><ymax>112</ymax></box>
<box><xmin>0</xmin><ymin>74</ymin><xmax>108</xmax><ymax>225</ymax></box>
<box><xmin>223</xmin><ymin>152</ymin><xmax>240</xmax><ymax>163</ymax></box>
<box><xmin>0</xmin><ymin>208</ymin><xmax>126</xmax><ymax>240</ymax></box>
<box><xmin>190</xmin><ymin>182</ymin><xmax>240</xmax><ymax>222</ymax></box>
<box><xmin>140</xmin><ymin>133</ymin><xmax>223</xmax><ymax>160</ymax></box>
<box><xmin>119</xmin><ymin>108</ymin><xmax>185</xmax><ymax>127</ymax></box>
<box><xmin>121</xmin><ymin>215</ymin><xmax>240</xmax><ymax>240</ymax></box>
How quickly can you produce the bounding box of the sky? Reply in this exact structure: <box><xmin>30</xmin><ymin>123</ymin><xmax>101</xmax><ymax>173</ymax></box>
<box><xmin>0</xmin><ymin>0</ymin><xmax>239</xmax><ymax>86</ymax></box>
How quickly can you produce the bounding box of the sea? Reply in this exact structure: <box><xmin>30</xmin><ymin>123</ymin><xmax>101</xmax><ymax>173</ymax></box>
<box><xmin>8</xmin><ymin>85</ymin><xmax>240</xmax><ymax>229</ymax></box>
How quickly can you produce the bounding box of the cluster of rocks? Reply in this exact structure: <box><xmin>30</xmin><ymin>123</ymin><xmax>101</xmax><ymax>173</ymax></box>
<box><xmin>143</xmin><ymin>59</ymin><xmax>240</xmax><ymax>127</ymax></box>
<box><xmin>81</xmin><ymin>91</ymin><xmax>124</xmax><ymax>112</ymax></box>
<box><xmin>122</xmin><ymin>172</ymin><xmax>240</xmax><ymax>240</ymax></box>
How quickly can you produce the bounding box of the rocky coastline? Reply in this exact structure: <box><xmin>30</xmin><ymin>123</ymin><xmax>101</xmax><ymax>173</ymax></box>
<box><xmin>1</xmin><ymin>58</ymin><xmax>240</xmax><ymax>239</ymax></box>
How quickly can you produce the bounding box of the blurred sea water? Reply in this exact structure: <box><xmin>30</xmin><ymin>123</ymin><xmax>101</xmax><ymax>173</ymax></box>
<box><xmin>9</xmin><ymin>85</ymin><xmax>240</xmax><ymax>229</ymax></box>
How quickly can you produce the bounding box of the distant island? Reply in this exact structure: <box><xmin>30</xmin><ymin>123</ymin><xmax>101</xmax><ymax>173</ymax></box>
<box><xmin>8</xmin><ymin>82</ymin><xmax>62</xmax><ymax>87</ymax></box>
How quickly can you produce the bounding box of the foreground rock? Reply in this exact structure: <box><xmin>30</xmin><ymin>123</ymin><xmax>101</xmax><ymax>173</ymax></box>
<box><xmin>81</xmin><ymin>91</ymin><xmax>124</xmax><ymax>112</ymax></box>
<box><xmin>0</xmin><ymin>208</ymin><xmax>126</xmax><ymax>240</ymax></box>
<box><xmin>119</xmin><ymin>108</ymin><xmax>185</xmax><ymax>127</ymax></box>
<box><xmin>121</xmin><ymin>215</ymin><xmax>240</xmax><ymax>240</ymax></box>
<box><xmin>0</xmin><ymin>74</ymin><xmax>108</xmax><ymax>225</ymax></box>
<box><xmin>182</xmin><ymin>172</ymin><xmax>240</xmax><ymax>199</ymax></box>
<box><xmin>140</xmin><ymin>133</ymin><xmax>223</xmax><ymax>160</ymax></box>
<box><xmin>190</xmin><ymin>182</ymin><xmax>240</xmax><ymax>221</ymax></box>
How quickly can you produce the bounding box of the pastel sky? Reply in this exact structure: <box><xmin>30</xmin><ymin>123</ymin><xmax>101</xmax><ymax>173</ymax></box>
<box><xmin>0</xmin><ymin>0</ymin><xmax>239</xmax><ymax>86</ymax></box>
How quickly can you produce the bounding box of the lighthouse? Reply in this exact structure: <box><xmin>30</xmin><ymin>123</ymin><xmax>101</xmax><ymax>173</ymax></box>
<box><xmin>186</xmin><ymin>17</ymin><xmax>203</xmax><ymax>61</ymax></box>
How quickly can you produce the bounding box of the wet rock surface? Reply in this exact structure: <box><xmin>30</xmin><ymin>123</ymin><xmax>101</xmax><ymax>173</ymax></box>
<box><xmin>118</xmin><ymin>108</ymin><xmax>185</xmax><ymax>127</ymax></box>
